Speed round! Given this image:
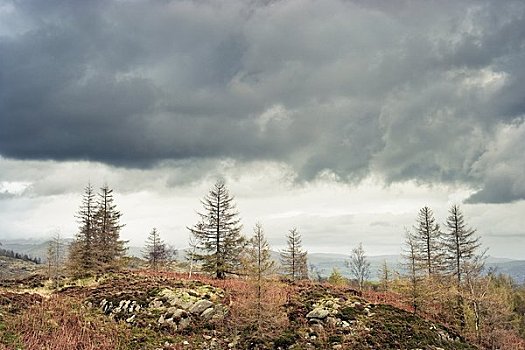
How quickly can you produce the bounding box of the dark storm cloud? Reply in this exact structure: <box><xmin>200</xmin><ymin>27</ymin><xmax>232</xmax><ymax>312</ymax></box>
<box><xmin>1</xmin><ymin>0</ymin><xmax>524</xmax><ymax>203</ymax></box>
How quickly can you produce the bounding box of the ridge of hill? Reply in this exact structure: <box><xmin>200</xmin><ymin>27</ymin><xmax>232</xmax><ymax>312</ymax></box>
<box><xmin>0</xmin><ymin>271</ymin><xmax>476</xmax><ymax>350</ymax></box>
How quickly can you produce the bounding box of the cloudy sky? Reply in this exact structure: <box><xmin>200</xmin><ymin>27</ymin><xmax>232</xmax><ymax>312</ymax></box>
<box><xmin>1</xmin><ymin>0</ymin><xmax>524</xmax><ymax>259</ymax></box>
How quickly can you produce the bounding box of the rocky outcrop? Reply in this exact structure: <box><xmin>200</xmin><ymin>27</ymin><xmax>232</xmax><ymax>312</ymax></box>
<box><xmin>89</xmin><ymin>283</ymin><xmax>228</xmax><ymax>332</ymax></box>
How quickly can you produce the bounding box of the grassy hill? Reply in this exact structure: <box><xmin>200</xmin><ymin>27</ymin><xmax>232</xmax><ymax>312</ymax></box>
<box><xmin>0</xmin><ymin>271</ymin><xmax>477</xmax><ymax>350</ymax></box>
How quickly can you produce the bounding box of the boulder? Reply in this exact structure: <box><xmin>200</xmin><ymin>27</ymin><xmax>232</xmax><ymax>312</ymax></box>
<box><xmin>189</xmin><ymin>300</ymin><xmax>214</xmax><ymax>314</ymax></box>
<box><xmin>306</xmin><ymin>308</ymin><xmax>330</xmax><ymax>319</ymax></box>
<box><xmin>200</xmin><ymin>307</ymin><xmax>216</xmax><ymax>320</ymax></box>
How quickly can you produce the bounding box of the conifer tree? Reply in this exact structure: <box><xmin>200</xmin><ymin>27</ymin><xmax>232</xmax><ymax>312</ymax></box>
<box><xmin>279</xmin><ymin>227</ymin><xmax>308</xmax><ymax>281</ymax></box>
<box><xmin>67</xmin><ymin>183</ymin><xmax>97</xmax><ymax>276</ymax></box>
<box><xmin>93</xmin><ymin>185</ymin><xmax>126</xmax><ymax>272</ymax></box>
<box><xmin>188</xmin><ymin>180</ymin><xmax>245</xmax><ymax>279</ymax></box>
<box><xmin>443</xmin><ymin>204</ymin><xmax>481</xmax><ymax>286</ymax></box>
<box><xmin>142</xmin><ymin>228</ymin><xmax>169</xmax><ymax>271</ymax></box>
<box><xmin>243</xmin><ymin>222</ymin><xmax>276</xmax><ymax>332</ymax></box>
<box><xmin>403</xmin><ymin>228</ymin><xmax>422</xmax><ymax>314</ymax></box>
<box><xmin>413</xmin><ymin>206</ymin><xmax>445</xmax><ymax>277</ymax></box>
<box><xmin>245</xmin><ymin>223</ymin><xmax>276</xmax><ymax>281</ymax></box>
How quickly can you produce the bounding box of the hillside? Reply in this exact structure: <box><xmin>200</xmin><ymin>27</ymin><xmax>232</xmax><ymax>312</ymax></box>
<box><xmin>0</xmin><ymin>255</ymin><xmax>43</xmax><ymax>282</ymax></box>
<box><xmin>0</xmin><ymin>271</ymin><xmax>477</xmax><ymax>350</ymax></box>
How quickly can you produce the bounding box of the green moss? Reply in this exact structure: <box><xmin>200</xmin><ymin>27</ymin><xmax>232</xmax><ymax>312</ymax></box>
<box><xmin>273</xmin><ymin>330</ymin><xmax>299</xmax><ymax>348</ymax></box>
<box><xmin>338</xmin><ymin>306</ymin><xmax>359</xmax><ymax>321</ymax></box>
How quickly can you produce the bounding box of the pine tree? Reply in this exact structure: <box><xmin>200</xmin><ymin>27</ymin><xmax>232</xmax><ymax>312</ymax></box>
<box><xmin>93</xmin><ymin>185</ymin><xmax>127</xmax><ymax>272</ymax></box>
<box><xmin>347</xmin><ymin>242</ymin><xmax>370</xmax><ymax>291</ymax></box>
<box><xmin>67</xmin><ymin>183</ymin><xmax>97</xmax><ymax>276</ymax></box>
<box><xmin>443</xmin><ymin>204</ymin><xmax>481</xmax><ymax>286</ymax></box>
<box><xmin>279</xmin><ymin>228</ymin><xmax>308</xmax><ymax>281</ymax></box>
<box><xmin>413</xmin><ymin>206</ymin><xmax>445</xmax><ymax>277</ymax></box>
<box><xmin>142</xmin><ymin>228</ymin><xmax>169</xmax><ymax>271</ymax></box>
<box><xmin>188</xmin><ymin>180</ymin><xmax>245</xmax><ymax>279</ymax></box>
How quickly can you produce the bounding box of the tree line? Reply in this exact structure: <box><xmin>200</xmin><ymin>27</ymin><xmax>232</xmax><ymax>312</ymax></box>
<box><xmin>0</xmin><ymin>245</ymin><xmax>41</xmax><ymax>265</ymax></box>
<box><xmin>66</xmin><ymin>180</ymin><xmax>309</xmax><ymax>281</ymax></box>
<box><xmin>52</xmin><ymin>180</ymin><xmax>524</xmax><ymax>348</ymax></box>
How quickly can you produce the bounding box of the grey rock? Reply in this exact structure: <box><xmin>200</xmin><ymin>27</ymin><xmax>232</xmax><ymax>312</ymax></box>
<box><xmin>149</xmin><ymin>299</ymin><xmax>163</xmax><ymax>308</ymax></box>
<box><xmin>326</xmin><ymin>316</ymin><xmax>338</xmax><ymax>327</ymax></box>
<box><xmin>169</xmin><ymin>297</ymin><xmax>194</xmax><ymax>310</ymax></box>
<box><xmin>306</xmin><ymin>308</ymin><xmax>330</xmax><ymax>319</ymax></box>
<box><xmin>189</xmin><ymin>300</ymin><xmax>214</xmax><ymax>314</ymax></box>
<box><xmin>178</xmin><ymin>317</ymin><xmax>191</xmax><ymax>330</ymax></box>
<box><xmin>201</xmin><ymin>307</ymin><xmax>216</xmax><ymax>320</ymax></box>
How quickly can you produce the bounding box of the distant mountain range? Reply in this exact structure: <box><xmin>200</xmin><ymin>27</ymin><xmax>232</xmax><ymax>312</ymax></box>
<box><xmin>1</xmin><ymin>238</ymin><xmax>523</xmax><ymax>283</ymax></box>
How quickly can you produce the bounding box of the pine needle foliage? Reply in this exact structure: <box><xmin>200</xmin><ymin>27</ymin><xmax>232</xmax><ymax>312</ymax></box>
<box><xmin>67</xmin><ymin>184</ymin><xmax>97</xmax><ymax>277</ymax></box>
<box><xmin>67</xmin><ymin>184</ymin><xmax>126</xmax><ymax>276</ymax></box>
<box><xmin>93</xmin><ymin>185</ymin><xmax>127</xmax><ymax>272</ymax></box>
<box><xmin>443</xmin><ymin>204</ymin><xmax>481</xmax><ymax>286</ymax></box>
<box><xmin>279</xmin><ymin>228</ymin><xmax>308</xmax><ymax>281</ymax></box>
<box><xmin>188</xmin><ymin>180</ymin><xmax>245</xmax><ymax>279</ymax></box>
<box><xmin>142</xmin><ymin>228</ymin><xmax>169</xmax><ymax>271</ymax></box>
<box><xmin>413</xmin><ymin>206</ymin><xmax>446</xmax><ymax>277</ymax></box>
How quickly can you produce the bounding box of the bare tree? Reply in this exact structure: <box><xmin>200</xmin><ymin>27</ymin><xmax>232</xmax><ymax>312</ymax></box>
<box><xmin>188</xmin><ymin>180</ymin><xmax>245</xmax><ymax>279</ymax></box>
<box><xmin>378</xmin><ymin>260</ymin><xmax>391</xmax><ymax>292</ymax></box>
<box><xmin>244</xmin><ymin>222</ymin><xmax>276</xmax><ymax>332</ymax></box>
<box><xmin>47</xmin><ymin>230</ymin><xmax>64</xmax><ymax>290</ymax></box>
<box><xmin>402</xmin><ymin>228</ymin><xmax>422</xmax><ymax>314</ymax></box>
<box><xmin>347</xmin><ymin>242</ymin><xmax>370</xmax><ymax>291</ymax></box>
<box><xmin>142</xmin><ymin>228</ymin><xmax>169</xmax><ymax>271</ymax></box>
<box><xmin>279</xmin><ymin>228</ymin><xmax>308</xmax><ymax>281</ymax></box>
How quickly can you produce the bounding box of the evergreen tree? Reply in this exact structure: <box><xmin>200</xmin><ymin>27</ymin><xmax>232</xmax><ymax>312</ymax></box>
<box><xmin>413</xmin><ymin>206</ymin><xmax>445</xmax><ymax>277</ymax></box>
<box><xmin>142</xmin><ymin>228</ymin><xmax>169</xmax><ymax>271</ymax></box>
<box><xmin>348</xmin><ymin>242</ymin><xmax>370</xmax><ymax>291</ymax></box>
<box><xmin>443</xmin><ymin>204</ymin><xmax>481</xmax><ymax>286</ymax></box>
<box><xmin>188</xmin><ymin>180</ymin><xmax>245</xmax><ymax>279</ymax></box>
<box><xmin>279</xmin><ymin>227</ymin><xmax>308</xmax><ymax>281</ymax></box>
<box><xmin>67</xmin><ymin>183</ymin><xmax>97</xmax><ymax>276</ymax></box>
<box><xmin>93</xmin><ymin>185</ymin><xmax>127</xmax><ymax>272</ymax></box>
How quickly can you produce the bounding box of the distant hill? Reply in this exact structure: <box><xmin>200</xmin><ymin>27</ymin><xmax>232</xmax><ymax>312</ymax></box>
<box><xmin>0</xmin><ymin>255</ymin><xmax>43</xmax><ymax>280</ymax></box>
<box><xmin>2</xmin><ymin>239</ymin><xmax>524</xmax><ymax>283</ymax></box>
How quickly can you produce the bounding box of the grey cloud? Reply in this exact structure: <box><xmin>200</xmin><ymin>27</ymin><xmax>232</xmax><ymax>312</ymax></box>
<box><xmin>1</xmin><ymin>0</ymin><xmax>525</xmax><ymax>202</ymax></box>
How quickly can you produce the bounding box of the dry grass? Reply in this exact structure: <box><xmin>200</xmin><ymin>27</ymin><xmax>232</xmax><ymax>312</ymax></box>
<box><xmin>4</xmin><ymin>295</ymin><xmax>129</xmax><ymax>350</ymax></box>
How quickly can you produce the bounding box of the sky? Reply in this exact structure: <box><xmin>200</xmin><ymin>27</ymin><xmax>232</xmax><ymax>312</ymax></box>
<box><xmin>0</xmin><ymin>0</ymin><xmax>524</xmax><ymax>259</ymax></box>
